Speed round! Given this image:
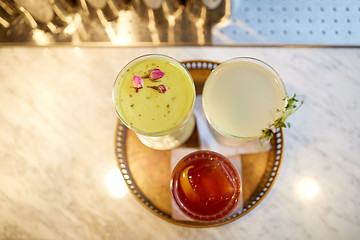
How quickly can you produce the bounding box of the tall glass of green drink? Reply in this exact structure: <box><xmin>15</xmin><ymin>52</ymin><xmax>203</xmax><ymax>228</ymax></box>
<box><xmin>113</xmin><ymin>54</ymin><xmax>196</xmax><ymax>150</ymax></box>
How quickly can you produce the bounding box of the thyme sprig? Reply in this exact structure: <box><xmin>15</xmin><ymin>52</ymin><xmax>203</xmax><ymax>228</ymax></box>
<box><xmin>260</xmin><ymin>93</ymin><xmax>303</xmax><ymax>145</ymax></box>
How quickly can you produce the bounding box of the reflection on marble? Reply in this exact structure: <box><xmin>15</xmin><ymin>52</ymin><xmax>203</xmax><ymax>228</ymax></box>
<box><xmin>106</xmin><ymin>168</ymin><xmax>128</xmax><ymax>199</ymax></box>
<box><xmin>297</xmin><ymin>178</ymin><xmax>319</xmax><ymax>200</ymax></box>
<box><xmin>0</xmin><ymin>46</ymin><xmax>359</xmax><ymax>239</ymax></box>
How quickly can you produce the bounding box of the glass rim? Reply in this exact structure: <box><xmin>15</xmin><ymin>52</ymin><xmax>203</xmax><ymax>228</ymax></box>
<box><xmin>112</xmin><ymin>54</ymin><xmax>196</xmax><ymax>137</ymax></box>
<box><xmin>202</xmin><ymin>57</ymin><xmax>288</xmax><ymax>141</ymax></box>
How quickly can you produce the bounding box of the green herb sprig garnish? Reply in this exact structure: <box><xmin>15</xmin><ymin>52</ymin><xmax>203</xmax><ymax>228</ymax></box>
<box><xmin>260</xmin><ymin>94</ymin><xmax>304</xmax><ymax>145</ymax></box>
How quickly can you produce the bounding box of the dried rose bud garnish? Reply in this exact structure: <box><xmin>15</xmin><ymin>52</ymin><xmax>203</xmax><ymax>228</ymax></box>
<box><xmin>157</xmin><ymin>84</ymin><xmax>167</xmax><ymax>93</ymax></box>
<box><xmin>148</xmin><ymin>84</ymin><xmax>167</xmax><ymax>93</ymax></box>
<box><xmin>149</xmin><ymin>69</ymin><xmax>164</xmax><ymax>81</ymax></box>
<box><xmin>132</xmin><ymin>75</ymin><xmax>144</xmax><ymax>93</ymax></box>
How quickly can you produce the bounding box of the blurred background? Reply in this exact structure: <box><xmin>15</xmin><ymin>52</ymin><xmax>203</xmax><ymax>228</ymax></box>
<box><xmin>0</xmin><ymin>0</ymin><xmax>359</xmax><ymax>46</ymax></box>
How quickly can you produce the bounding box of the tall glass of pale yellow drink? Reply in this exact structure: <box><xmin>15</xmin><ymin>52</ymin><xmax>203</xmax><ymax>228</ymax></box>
<box><xmin>113</xmin><ymin>54</ymin><xmax>196</xmax><ymax>150</ymax></box>
<box><xmin>202</xmin><ymin>57</ymin><xmax>287</xmax><ymax>145</ymax></box>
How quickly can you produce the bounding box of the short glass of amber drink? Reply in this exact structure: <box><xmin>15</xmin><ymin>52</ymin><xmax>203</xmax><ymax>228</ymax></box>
<box><xmin>170</xmin><ymin>150</ymin><xmax>242</xmax><ymax>222</ymax></box>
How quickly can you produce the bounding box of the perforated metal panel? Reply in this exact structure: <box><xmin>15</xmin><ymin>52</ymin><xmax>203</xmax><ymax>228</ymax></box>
<box><xmin>213</xmin><ymin>0</ymin><xmax>360</xmax><ymax>46</ymax></box>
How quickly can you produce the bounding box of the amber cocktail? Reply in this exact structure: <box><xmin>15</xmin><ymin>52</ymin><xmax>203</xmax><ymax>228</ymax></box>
<box><xmin>171</xmin><ymin>151</ymin><xmax>242</xmax><ymax>222</ymax></box>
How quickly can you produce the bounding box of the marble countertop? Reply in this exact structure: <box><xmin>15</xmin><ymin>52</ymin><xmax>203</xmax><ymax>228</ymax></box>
<box><xmin>0</xmin><ymin>46</ymin><xmax>359</xmax><ymax>239</ymax></box>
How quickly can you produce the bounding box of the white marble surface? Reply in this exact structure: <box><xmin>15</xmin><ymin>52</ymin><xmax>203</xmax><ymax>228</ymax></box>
<box><xmin>0</xmin><ymin>46</ymin><xmax>359</xmax><ymax>239</ymax></box>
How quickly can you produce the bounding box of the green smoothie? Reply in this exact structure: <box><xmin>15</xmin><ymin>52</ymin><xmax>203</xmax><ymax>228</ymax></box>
<box><xmin>113</xmin><ymin>56</ymin><xmax>195</xmax><ymax>135</ymax></box>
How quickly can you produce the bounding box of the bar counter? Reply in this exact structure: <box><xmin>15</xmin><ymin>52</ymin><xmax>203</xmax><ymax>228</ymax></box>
<box><xmin>0</xmin><ymin>46</ymin><xmax>359</xmax><ymax>239</ymax></box>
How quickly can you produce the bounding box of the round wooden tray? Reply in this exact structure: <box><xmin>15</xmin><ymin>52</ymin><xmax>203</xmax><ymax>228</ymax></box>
<box><xmin>114</xmin><ymin>60</ymin><xmax>284</xmax><ymax>227</ymax></box>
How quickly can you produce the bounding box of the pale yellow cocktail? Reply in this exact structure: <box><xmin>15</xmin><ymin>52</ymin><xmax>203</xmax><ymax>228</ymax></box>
<box><xmin>113</xmin><ymin>54</ymin><xmax>195</xmax><ymax>149</ymax></box>
<box><xmin>202</xmin><ymin>57</ymin><xmax>287</xmax><ymax>142</ymax></box>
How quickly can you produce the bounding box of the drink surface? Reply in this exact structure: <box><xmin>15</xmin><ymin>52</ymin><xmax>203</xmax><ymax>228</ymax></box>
<box><xmin>171</xmin><ymin>151</ymin><xmax>241</xmax><ymax>221</ymax></box>
<box><xmin>203</xmin><ymin>60</ymin><xmax>286</xmax><ymax>139</ymax></box>
<box><xmin>114</xmin><ymin>58</ymin><xmax>195</xmax><ymax>134</ymax></box>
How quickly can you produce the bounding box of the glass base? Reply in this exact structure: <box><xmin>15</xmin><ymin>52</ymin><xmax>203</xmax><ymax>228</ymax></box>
<box><xmin>207</xmin><ymin>122</ymin><xmax>259</xmax><ymax>147</ymax></box>
<box><xmin>136</xmin><ymin>114</ymin><xmax>196</xmax><ymax>150</ymax></box>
